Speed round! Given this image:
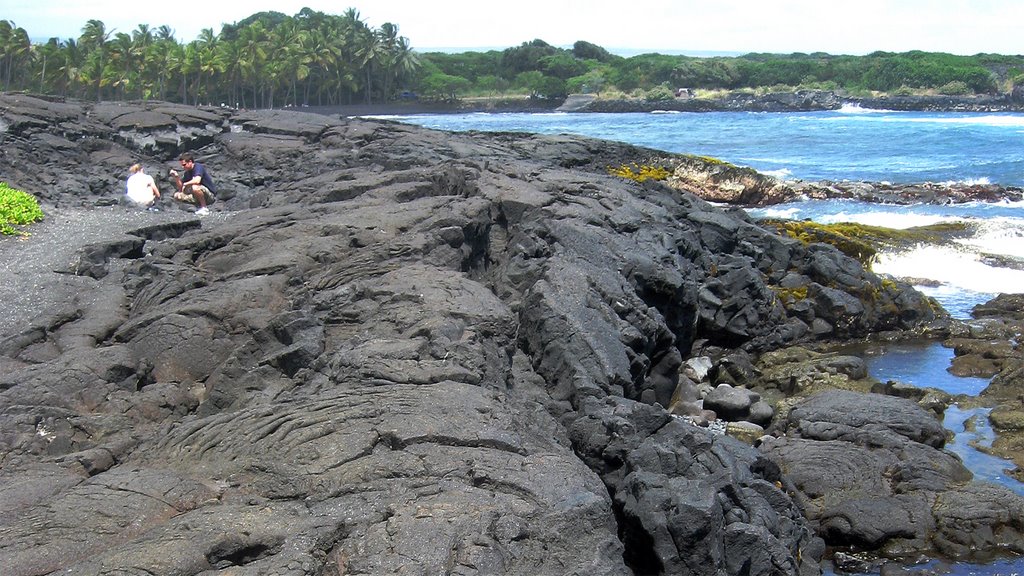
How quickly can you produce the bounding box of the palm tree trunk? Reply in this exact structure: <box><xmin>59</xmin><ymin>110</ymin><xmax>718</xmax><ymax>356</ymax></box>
<box><xmin>39</xmin><ymin>54</ymin><xmax>46</xmax><ymax>93</ymax></box>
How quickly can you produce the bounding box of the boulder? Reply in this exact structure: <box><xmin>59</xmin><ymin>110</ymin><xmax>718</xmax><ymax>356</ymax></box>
<box><xmin>704</xmin><ymin>383</ymin><xmax>758</xmax><ymax>420</ymax></box>
<box><xmin>762</xmin><ymin>390</ymin><xmax>1024</xmax><ymax>562</ymax></box>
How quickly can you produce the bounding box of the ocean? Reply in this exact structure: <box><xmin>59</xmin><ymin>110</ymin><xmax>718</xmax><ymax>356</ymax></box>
<box><xmin>386</xmin><ymin>107</ymin><xmax>1024</xmax><ymax>575</ymax></box>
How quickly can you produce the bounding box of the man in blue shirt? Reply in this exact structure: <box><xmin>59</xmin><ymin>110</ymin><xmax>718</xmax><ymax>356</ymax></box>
<box><xmin>170</xmin><ymin>152</ymin><xmax>216</xmax><ymax>215</ymax></box>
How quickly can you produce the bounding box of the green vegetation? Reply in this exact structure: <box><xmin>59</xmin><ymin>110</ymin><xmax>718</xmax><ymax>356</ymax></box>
<box><xmin>695</xmin><ymin>155</ymin><xmax>732</xmax><ymax>166</ymax></box>
<box><xmin>420</xmin><ymin>45</ymin><xmax>1023</xmax><ymax>101</ymax></box>
<box><xmin>1</xmin><ymin>11</ymin><xmax>1023</xmax><ymax>107</ymax></box>
<box><xmin>0</xmin><ymin>9</ymin><xmax>420</xmax><ymax>107</ymax></box>
<box><xmin>0</xmin><ymin>182</ymin><xmax>44</xmax><ymax>236</ymax></box>
<box><xmin>761</xmin><ymin>219</ymin><xmax>970</xmax><ymax>268</ymax></box>
<box><xmin>770</xmin><ymin>285</ymin><xmax>809</xmax><ymax>304</ymax></box>
<box><xmin>608</xmin><ymin>163</ymin><xmax>671</xmax><ymax>182</ymax></box>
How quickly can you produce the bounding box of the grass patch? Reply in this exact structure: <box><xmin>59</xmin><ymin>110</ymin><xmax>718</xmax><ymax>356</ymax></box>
<box><xmin>0</xmin><ymin>182</ymin><xmax>44</xmax><ymax>236</ymax></box>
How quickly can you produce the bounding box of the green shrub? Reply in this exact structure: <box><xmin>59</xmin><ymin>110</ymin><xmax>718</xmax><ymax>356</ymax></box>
<box><xmin>0</xmin><ymin>182</ymin><xmax>44</xmax><ymax>236</ymax></box>
<box><xmin>938</xmin><ymin>80</ymin><xmax>971</xmax><ymax>95</ymax></box>
<box><xmin>644</xmin><ymin>85</ymin><xmax>675</xmax><ymax>102</ymax></box>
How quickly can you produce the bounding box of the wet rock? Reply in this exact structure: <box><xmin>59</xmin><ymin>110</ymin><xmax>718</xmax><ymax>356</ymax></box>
<box><xmin>748</xmin><ymin>400</ymin><xmax>775</xmax><ymax>427</ymax></box>
<box><xmin>704</xmin><ymin>383</ymin><xmax>756</xmax><ymax>419</ymax></box>
<box><xmin>762</xmin><ymin>390</ymin><xmax>1024</xmax><ymax>562</ymax></box>
<box><xmin>683</xmin><ymin>355</ymin><xmax>713</xmax><ymax>382</ymax></box>
<box><xmin>725</xmin><ymin>421</ymin><xmax>766</xmax><ymax>444</ymax></box>
<box><xmin>755</xmin><ymin>346</ymin><xmax>876</xmax><ymax>398</ymax></box>
<box><xmin>782</xmin><ymin>389</ymin><xmax>947</xmax><ymax>448</ymax></box>
<box><xmin>951</xmin><ymin>293</ymin><xmax>1024</xmax><ymax>480</ymax></box>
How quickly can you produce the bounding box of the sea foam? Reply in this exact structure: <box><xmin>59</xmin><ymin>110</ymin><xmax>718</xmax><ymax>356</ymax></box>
<box><xmin>955</xmin><ymin>217</ymin><xmax>1024</xmax><ymax>259</ymax></box>
<box><xmin>819</xmin><ymin>210</ymin><xmax>959</xmax><ymax>229</ymax></box>
<box><xmin>875</xmin><ymin>244</ymin><xmax>1024</xmax><ymax>295</ymax></box>
<box><xmin>837</xmin><ymin>103</ymin><xmax>890</xmax><ymax>114</ymax></box>
<box><xmin>761</xmin><ymin>168</ymin><xmax>794</xmax><ymax>181</ymax></box>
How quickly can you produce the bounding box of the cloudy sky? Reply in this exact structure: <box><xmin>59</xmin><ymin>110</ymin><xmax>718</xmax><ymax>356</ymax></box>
<box><xmin>5</xmin><ymin>0</ymin><xmax>1022</xmax><ymax>56</ymax></box>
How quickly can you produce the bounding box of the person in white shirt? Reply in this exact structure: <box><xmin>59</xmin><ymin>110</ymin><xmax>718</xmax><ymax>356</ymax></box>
<box><xmin>125</xmin><ymin>163</ymin><xmax>161</xmax><ymax>209</ymax></box>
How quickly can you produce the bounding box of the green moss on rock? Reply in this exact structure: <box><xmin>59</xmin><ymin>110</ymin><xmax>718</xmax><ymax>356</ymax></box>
<box><xmin>990</xmin><ymin>406</ymin><xmax>1024</xmax><ymax>431</ymax></box>
<box><xmin>760</xmin><ymin>219</ymin><xmax>971</xmax><ymax>268</ymax></box>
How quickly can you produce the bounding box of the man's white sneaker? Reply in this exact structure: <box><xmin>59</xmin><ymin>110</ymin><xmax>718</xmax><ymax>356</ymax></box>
<box><xmin>195</xmin><ymin>207</ymin><xmax>210</xmax><ymax>216</ymax></box>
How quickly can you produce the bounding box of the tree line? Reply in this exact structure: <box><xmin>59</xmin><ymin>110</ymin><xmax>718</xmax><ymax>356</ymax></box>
<box><xmin>2</xmin><ymin>9</ymin><xmax>1023</xmax><ymax>108</ymax></box>
<box><xmin>423</xmin><ymin>40</ymin><xmax>1024</xmax><ymax>100</ymax></box>
<box><xmin>0</xmin><ymin>8</ymin><xmax>419</xmax><ymax>108</ymax></box>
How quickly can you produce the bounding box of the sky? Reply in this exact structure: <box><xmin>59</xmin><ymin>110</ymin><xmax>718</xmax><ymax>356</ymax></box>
<box><xmin>4</xmin><ymin>0</ymin><xmax>1023</xmax><ymax>56</ymax></box>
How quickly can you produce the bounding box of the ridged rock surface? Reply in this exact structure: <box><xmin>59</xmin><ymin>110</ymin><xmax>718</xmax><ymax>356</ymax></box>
<box><xmin>0</xmin><ymin>94</ymin><xmax>971</xmax><ymax>575</ymax></box>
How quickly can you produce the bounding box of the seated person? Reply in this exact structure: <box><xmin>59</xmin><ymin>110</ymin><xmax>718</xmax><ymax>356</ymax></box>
<box><xmin>170</xmin><ymin>152</ymin><xmax>216</xmax><ymax>215</ymax></box>
<box><xmin>125</xmin><ymin>163</ymin><xmax>161</xmax><ymax>209</ymax></box>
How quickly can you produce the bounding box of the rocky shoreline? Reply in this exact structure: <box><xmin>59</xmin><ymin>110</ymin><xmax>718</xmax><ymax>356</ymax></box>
<box><xmin>1</xmin><ymin>93</ymin><xmax>1022</xmax><ymax>575</ymax></box>
<box><xmin>310</xmin><ymin>89</ymin><xmax>1024</xmax><ymax>117</ymax></box>
<box><xmin>599</xmin><ymin>152</ymin><xmax>1023</xmax><ymax>207</ymax></box>
<box><xmin>578</xmin><ymin>90</ymin><xmax>1024</xmax><ymax>114</ymax></box>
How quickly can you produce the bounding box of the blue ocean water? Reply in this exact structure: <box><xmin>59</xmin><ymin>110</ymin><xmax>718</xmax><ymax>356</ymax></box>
<box><xmin>390</xmin><ymin>108</ymin><xmax>1024</xmax><ymax>574</ymax></box>
<box><xmin>387</xmin><ymin>107</ymin><xmax>1024</xmax><ymax>185</ymax></box>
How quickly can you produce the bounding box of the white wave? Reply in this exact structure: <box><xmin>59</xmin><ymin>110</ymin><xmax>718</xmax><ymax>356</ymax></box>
<box><xmin>923</xmin><ymin>114</ymin><xmax>1024</xmax><ymax>128</ymax></box>
<box><xmin>956</xmin><ymin>198</ymin><xmax>1024</xmax><ymax>210</ymax></box>
<box><xmin>875</xmin><ymin>245</ymin><xmax>1024</xmax><ymax>295</ymax></box>
<box><xmin>753</xmin><ymin>206</ymin><xmax>804</xmax><ymax>219</ymax></box>
<box><xmin>939</xmin><ymin>177</ymin><xmax>992</xmax><ymax>186</ymax></box>
<box><xmin>761</xmin><ymin>168</ymin><xmax>794</xmax><ymax>180</ymax></box>
<box><xmin>824</xmin><ymin>111</ymin><xmax>1024</xmax><ymax>130</ymax></box>
<box><xmin>650</xmin><ymin>110</ymin><xmax>681</xmax><ymax>115</ymax></box>
<box><xmin>837</xmin><ymin>103</ymin><xmax>890</xmax><ymax>114</ymax></box>
<box><xmin>817</xmin><ymin>211</ymin><xmax>962</xmax><ymax>229</ymax></box>
<box><xmin>954</xmin><ymin>217</ymin><xmax>1024</xmax><ymax>259</ymax></box>
<box><xmin>870</xmin><ymin>114</ymin><xmax>1024</xmax><ymax>129</ymax></box>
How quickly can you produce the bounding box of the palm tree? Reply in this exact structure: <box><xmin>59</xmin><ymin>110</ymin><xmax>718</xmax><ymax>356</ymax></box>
<box><xmin>376</xmin><ymin>23</ymin><xmax>400</xmax><ymax>102</ymax></box>
<box><xmin>337</xmin><ymin>9</ymin><xmax>368</xmax><ymax>104</ymax></box>
<box><xmin>194</xmin><ymin>28</ymin><xmax>222</xmax><ymax>105</ymax></box>
<box><xmin>161</xmin><ymin>41</ymin><xmax>188</xmax><ymax>103</ymax></box>
<box><xmin>354</xmin><ymin>23</ymin><xmax>382</xmax><ymax>104</ymax></box>
<box><xmin>374</xmin><ymin>23</ymin><xmax>420</xmax><ymax>102</ymax></box>
<box><xmin>0</xmin><ymin>21</ymin><xmax>14</xmax><ymax>89</ymax></box>
<box><xmin>301</xmin><ymin>27</ymin><xmax>336</xmax><ymax>105</ymax></box>
<box><xmin>0</xmin><ymin>21</ymin><xmax>31</xmax><ymax>90</ymax></box>
<box><xmin>80</xmin><ymin>19</ymin><xmax>113</xmax><ymax>100</ymax></box>
<box><xmin>0</xmin><ymin>10</ymin><xmax>424</xmax><ymax>108</ymax></box>
<box><xmin>108</xmin><ymin>31</ymin><xmax>137</xmax><ymax>98</ymax></box>
<box><xmin>392</xmin><ymin>36</ymin><xmax>421</xmax><ymax>95</ymax></box>
<box><xmin>155</xmin><ymin>25</ymin><xmax>175</xmax><ymax>43</ymax></box>
<box><xmin>35</xmin><ymin>38</ymin><xmax>63</xmax><ymax>93</ymax></box>
<box><xmin>271</xmin><ymin>21</ymin><xmax>310</xmax><ymax>107</ymax></box>
<box><xmin>148</xmin><ymin>32</ymin><xmax>178</xmax><ymax>100</ymax></box>
<box><xmin>236</xmin><ymin>20</ymin><xmax>268</xmax><ymax>108</ymax></box>
<box><xmin>216</xmin><ymin>39</ymin><xmax>243</xmax><ymax>107</ymax></box>
<box><xmin>56</xmin><ymin>38</ymin><xmax>84</xmax><ymax>97</ymax></box>
<box><xmin>131</xmin><ymin>25</ymin><xmax>155</xmax><ymax>98</ymax></box>
<box><xmin>179</xmin><ymin>42</ymin><xmax>200</xmax><ymax>104</ymax></box>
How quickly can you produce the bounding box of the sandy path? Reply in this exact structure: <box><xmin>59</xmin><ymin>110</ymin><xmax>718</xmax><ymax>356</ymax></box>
<box><xmin>0</xmin><ymin>203</ymin><xmax>208</xmax><ymax>338</ymax></box>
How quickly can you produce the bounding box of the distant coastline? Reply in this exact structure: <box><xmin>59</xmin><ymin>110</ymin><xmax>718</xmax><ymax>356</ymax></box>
<box><xmin>310</xmin><ymin>90</ymin><xmax>1024</xmax><ymax>118</ymax></box>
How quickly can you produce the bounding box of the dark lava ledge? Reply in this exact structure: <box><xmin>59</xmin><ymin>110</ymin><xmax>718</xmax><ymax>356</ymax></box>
<box><xmin>1</xmin><ymin>93</ymin><xmax>1022</xmax><ymax>576</ymax></box>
